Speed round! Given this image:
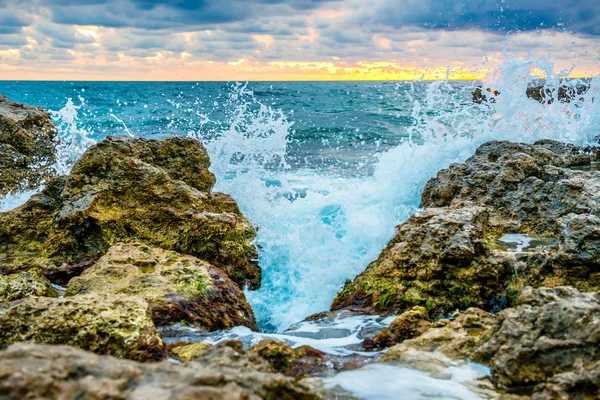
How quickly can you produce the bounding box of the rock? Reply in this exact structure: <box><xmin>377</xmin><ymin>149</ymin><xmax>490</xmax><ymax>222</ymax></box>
<box><xmin>475</xmin><ymin>286</ymin><xmax>600</xmax><ymax>398</ymax></box>
<box><xmin>0</xmin><ymin>136</ymin><xmax>260</xmax><ymax>290</ymax></box>
<box><xmin>333</xmin><ymin>140</ymin><xmax>600</xmax><ymax>316</ymax></box>
<box><xmin>383</xmin><ymin>308</ymin><xmax>496</xmax><ymax>362</ymax></box>
<box><xmin>0</xmin><ymin>94</ymin><xmax>58</xmax><ymax>197</ymax></box>
<box><xmin>0</xmin><ymin>268</ymin><xmax>57</xmax><ymax>302</ymax></box>
<box><xmin>362</xmin><ymin>306</ymin><xmax>432</xmax><ymax>350</ymax></box>
<box><xmin>332</xmin><ymin>205</ymin><xmax>513</xmax><ymax>317</ymax></box>
<box><xmin>0</xmin><ymin>343</ymin><xmax>319</xmax><ymax>400</ymax></box>
<box><xmin>169</xmin><ymin>342</ymin><xmax>212</xmax><ymax>361</ymax></box>
<box><xmin>472</xmin><ymin>85</ymin><xmax>590</xmax><ymax>104</ymax></box>
<box><xmin>65</xmin><ymin>242</ymin><xmax>257</xmax><ymax>330</ymax></box>
<box><xmin>421</xmin><ymin>140</ymin><xmax>592</xmax><ymax>230</ymax></box>
<box><xmin>248</xmin><ymin>339</ymin><xmax>330</xmax><ymax>379</ymax></box>
<box><xmin>0</xmin><ymin>293</ymin><xmax>166</xmax><ymax>361</ymax></box>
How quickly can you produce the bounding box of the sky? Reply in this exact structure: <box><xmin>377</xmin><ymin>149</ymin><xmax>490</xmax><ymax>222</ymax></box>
<box><xmin>0</xmin><ymin>0</ymin><xmax>599</xmax><ymax>80</ymax></box>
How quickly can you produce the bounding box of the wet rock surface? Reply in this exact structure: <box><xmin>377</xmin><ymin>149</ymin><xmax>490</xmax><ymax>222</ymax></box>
<box><xmin>0</xmin><ymin>136</ymin><xmax>260</xmax><ymax>290</ymax></box>
<box><xmin>334</xmin><ymin>140</ymin><xmax>600</xmax><ymax>317</ymax></box>
<box><xmin>0</xmin><ymin>95</ymin><xmax>58</xmax><ymax>197</ymax></box>
<box><xmin>0</xmin><ymin>343</ymin><xmax>319</xmax><ymax>400</ymax></box>
<box><xmin>382</xmin><ymin>308</ymin><xmax>496</xmax><ymax>362</ymax></box>
<box><xmin>0</xmin><ymin>268</ymin><xmax>58</xmax><ymax>302</ymax></box>
<box><xmin>363</xmin><ymin>306</ymin><xmax>432</xmax><ymax>351</ymax></box>
<box><xmin>0</xmin><ymin>293</ymin><xmax>166</xmax><ymax>361</ymax></box>
<box><xmin>66</xmin><ymin>242</ymin><xmax>257</xmax><ymax>331</ymax></box>
<box><xmin>475</xmin><ymin>286</ymin><xmax>600</xmax><ymax>399</ymax></box>
<box><xmin>248</xmin><ymin>339</ymin><xmax>332</xmax><ymax>379</ymax></box>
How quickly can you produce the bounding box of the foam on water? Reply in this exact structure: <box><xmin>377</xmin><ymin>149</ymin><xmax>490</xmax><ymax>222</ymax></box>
<box><xmin>321</xmin><ymin>363</ymin><xmax>489</xmax><ymax>400</ymax></box>
<box><xmin>161</xmin><ymin>313</ymin><xmax>395</xmax><ymax>356</ymax></box>
<box><xmin>201</xmin><ymin>57</ymin><xmax>600</xmax><ymax>332</ymax></box>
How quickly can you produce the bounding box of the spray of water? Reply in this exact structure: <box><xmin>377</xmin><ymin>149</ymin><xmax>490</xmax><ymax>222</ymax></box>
<box><xmin>202</xmin><ymin>57</ymin><xmax>599</xmax><ymax>332</ymax></box>
<box><xmin>51</xmin><ymin>96</ymin><xmax>96</xmax><ymax>175</ymax></box>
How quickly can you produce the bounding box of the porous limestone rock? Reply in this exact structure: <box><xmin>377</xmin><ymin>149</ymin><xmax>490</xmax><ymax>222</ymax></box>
<box><xmin>475</xmin><ymin>286</ymin><xmax>600</xmax><ymax>399</ymax></box>
<box><xmin>333</xmin><ymin>140</ymin><xmax>600</xmax><ymax>316</ymax></box>
<box><xmin>169</xmin><ymin>342</ymin><xmax>212</xmax><ymax>361</ymax></box>
<box><xmin>0</xmin><ymin>268</ymin><xmax>57</xmax><ymax>302</ymax></box>
<box><xmin>362</xmin><ymin>306</ymin><xmax>432</xmax><ymax>350</ymax></box>
<box><xmin>0</xmin><ymin>343</ymin><xmax>319</xmax><ymax>400</ymax></box>
<box><xmin>248</xmin><ymin>339</ymin><xmax>330</xmax><ymax>379</ymax></box>
<box><xmin>0</xmin><ymin>94</ymin><xmax>58</xmax><ymax>196</ymax></box>
<box><xmin>0</xmin><ymin>136</ymin><xmax>260</xmax><ymax>289</ymax></box>
<box><xmin>332</xmin><ymin>205</ymin><xmax>513</xmax><ymax>317</ymax></box>
<box><xmin>0</xmin><ymin>293</ymin><xmax>166</xmax><ymax>361</ymax></box>
<box><xmin>383</xmin><ymin>308</ymin><xmax>496</xmax><ymax>362</ymax></box>
<box><xmin>65</xmin><ymin>242</ymin><xmax>257</xmax><ymax>330</ymax></box>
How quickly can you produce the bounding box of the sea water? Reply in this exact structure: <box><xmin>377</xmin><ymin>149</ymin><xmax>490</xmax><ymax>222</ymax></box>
<box><xmin>2</xmin><ymin>54</ymin><xmax>599</xmax><ymax>399</ymax></box>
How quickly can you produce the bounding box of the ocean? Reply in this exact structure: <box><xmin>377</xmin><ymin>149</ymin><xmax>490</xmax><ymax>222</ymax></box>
<box><xmin>1</xmin><ymin>61</ymin><xmax>599</xmax><ymax>336</ymax></box>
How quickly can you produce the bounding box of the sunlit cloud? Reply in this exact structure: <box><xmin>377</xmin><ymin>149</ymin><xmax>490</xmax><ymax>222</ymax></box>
<box><xmin>0</xmin><ymin>0</ymin><xmax>598</xmax><ymax>80</ymax></box>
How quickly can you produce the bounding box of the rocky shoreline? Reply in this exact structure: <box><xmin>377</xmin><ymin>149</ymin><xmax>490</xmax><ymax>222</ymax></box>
<box><xmin>1</xmin><ymin>94</ymin><xmax>599</xmax><ymax>399</ymax></box>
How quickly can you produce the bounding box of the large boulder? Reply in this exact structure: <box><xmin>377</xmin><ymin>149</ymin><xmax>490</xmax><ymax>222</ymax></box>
<box><xmin>0</xmin><ymin>343</ymin><xmax>319</xmax><ymax>400</ymax></box>
<box><xmin>66</xmin><ymin>242</ymin><xmax>257</xmax><ymax>330</ymax></box>
<box><xmin>0</xmin><ymin>136</ymin><xmax>260</xmax><ymax>289</ymax></box>
<box><xmin>0</xmin><ymin>268</ymin><xmax>58</xmax><ymax>302</ymax></box>
<box><xmin>0</xmin><ymin>293</ymin><xmax>166</xmax><ymax>361</ymax></box>
<box><xmin>475</xmin><ymin>286</ymin><xmax>600</xmax><ymax>398</ymax></box>
<box><xmin>333</xmin><ymin>140</ymin><xmax>600</xmax><ymax>316</ymax></box>
<box><xmin>0</xmin><ymin>94</ymin><xmax>58</xmax><ymax>196</ymax></box>
<box><xmin>332</xmin><ymin>204</ymin><xmax>513</xmax><ymax>317</ymax></box>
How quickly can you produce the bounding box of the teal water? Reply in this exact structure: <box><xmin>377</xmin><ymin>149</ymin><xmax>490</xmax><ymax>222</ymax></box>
<box><xmin>1</xmin><ymin>68</ymin><xmax>598</xmax><ymax>332</ymax></box>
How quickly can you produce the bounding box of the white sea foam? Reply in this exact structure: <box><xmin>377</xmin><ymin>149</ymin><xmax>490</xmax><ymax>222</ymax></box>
<box><xmin>321</xmin><ymin>363</ymin><xmax>489</xmax><ymax>400</ymax></box>
<box><xmin>202</xmin><ymin>57</ymin><xmax>600</xmax><ymax>332</ymax></box>
<box><xmin>161</xmin><ymin>312</ymin><xmax>395</xmax><ymax>356</ymax></box>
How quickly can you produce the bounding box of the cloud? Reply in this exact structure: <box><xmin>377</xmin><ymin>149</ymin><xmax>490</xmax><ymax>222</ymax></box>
<box><xmin>375</xmin><ymin>0</ymin><xmax>600</xmax><ymax>35</ymax></box>
<box><xmin>0</xmin><ymin>8</ymin><xmax>32</xmax><ymax>34</ymax></box>
<box><xmin>0</xmin><ymin>0</ymin><xmax>598</xmax><ymax>80</ymax></box>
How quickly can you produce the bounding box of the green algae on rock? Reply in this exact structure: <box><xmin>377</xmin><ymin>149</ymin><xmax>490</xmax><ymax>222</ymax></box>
<box><xmin>0</xmin><ymin>343</ymin><xmax>320</xmax><ymax>400</ymax></box>
<box><xmin>0</xmin><ymin>95</ymin><xmax>58</xmax><ymax>197</ymax></box>
<box><xmin>0</xmin><ymin>136</ymin><xmax>261</xmax><ymax>290</ymax></box>
<box><xmin>0</xmin><ymin>268</ymin><xmax>58</xmax><ymax>302</ymax></box>
<box><xmin>363</xmin><ymin>306</ymin><xmax>432</xmax><ymax>351</ymax></box>
<box><xmin>333</xmin><ymin>140</ymin><xmax>600</xmax><ymax>317</ymax></box>
<box><xmin>332</xmin><ymin>204</ymin><xmax>513</xmax><ymax>317</ymax></box>
<box><xmin>248</xmin><ymin>339</ymin><xmax>331</xmax><ymax>379</ymax></box>
<box><xmin>169</xmin><ymin>341</ymin><xmax>213</xmax><ymax>361</ymax></box>
<box><xmin>66</xmin><ymin>242</ymin><xmax>257</xmax><ymax>330</ymax></box>
<box><xmin>0</xmin><ymin>293</ymin><xmax>166</xmax><ymax>362</ymax></box>
<box><xmin>382</xmin><ymin>308</ymin><xmax>496</xmax><ymax>362</ymax></box>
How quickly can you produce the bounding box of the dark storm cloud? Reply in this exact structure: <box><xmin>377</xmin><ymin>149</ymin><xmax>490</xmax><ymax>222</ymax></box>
<box><xmin>0</xmin><ymin>10</ymin><xmax>31</xmax><ymax>34</ymax></box>
<box><xmin>376</xmin><ymin>0</ymin><xmax>600</xmax><ymax>35</ymax></box>
<box><xmin>41</xmin><ymin>0</ymin><xmax>340</xmax><ymax>29</ymax></box>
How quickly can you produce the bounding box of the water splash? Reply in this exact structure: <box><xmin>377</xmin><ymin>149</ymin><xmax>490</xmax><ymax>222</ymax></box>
<box><xmin>202</xmin><ymin>56</ymin><xmax>599</xmax><ymax>332</ymax></box>
<box><xmin>51</xmin><ymin>96</ymin><xmax>97</xmax><ymax>176</ymax></box>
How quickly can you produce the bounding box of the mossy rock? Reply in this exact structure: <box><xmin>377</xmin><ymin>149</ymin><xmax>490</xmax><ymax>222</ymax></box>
<box><xmin>333</xmin><ymin>140</ymin><xmax>600</xmax><ymax>317</ymax></box>
<box><xmin>0</xmin><ymin>293</ymin><xmax>166</xmax><ymax>361</ymax></box>
<box><xmin>248</xmin><ymin>339</ymin><xmax>329</xmax><ymax>379</ymax></box>
<box><xmin>0</xmin><ymin>95</ymin><xmax>58</xmax><ymax>197</ymax></box>
<box><xmin>332</xmin><ymin>205</ymin><xmax>514</xmax><ymax>317</ymax></box>
<box><xmin>66</xmin><ymin>242</ymin><xmax>257</xmax><ymax>330</ymax></box>
<box><xmin>0</xmin><ymin>136</ymin><xmax>261</xmax><ymax>290</ymax></box>
<box><xmin>169</xmin><ymin>342</ymin><xmax>212</xmax><ymax>361</ymax></box>
<box><xmin>0</xmin><ymin>268</ymin><xmax>58</xmax><ymax>302</ymax></box>
<box><xmin>382</xmin><ymin>308</ymin><xmax>496</xmax><ymax>362</ymax></box>
<box><xmin>363</xmin><ymin>306</ymin><xmax>432</xmax><ymax>350</ymax></box>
